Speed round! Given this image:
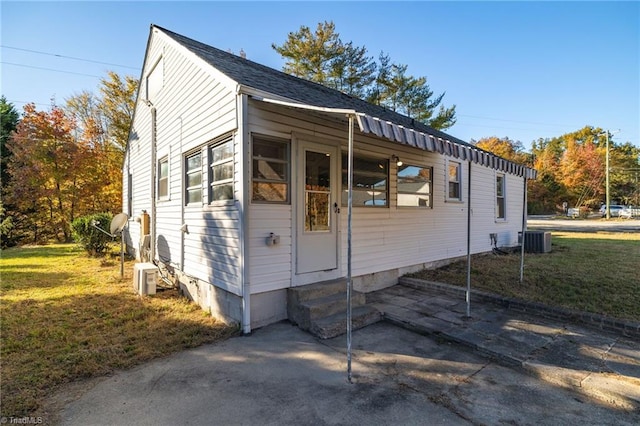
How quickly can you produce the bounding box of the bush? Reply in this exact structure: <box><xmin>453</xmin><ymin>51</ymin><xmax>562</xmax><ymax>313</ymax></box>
<box><xmin>71</xmin><ymin>213</ymin><xmax>114</xmax><ymax>256</ymax></box>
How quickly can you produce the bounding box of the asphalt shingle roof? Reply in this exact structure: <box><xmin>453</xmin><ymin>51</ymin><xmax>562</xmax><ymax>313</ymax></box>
<box><xmin>155</xmin><ymin>25</ymin><xmax>471</xmax><ymax>148</ymax></box>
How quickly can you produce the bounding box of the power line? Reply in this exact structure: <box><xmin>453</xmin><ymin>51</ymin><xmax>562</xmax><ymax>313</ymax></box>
<box><xmin>6</xmin><ymin>100</ymin><xmax>52</xmax><ymax>108</ymax></box>
<box><xmin>458</xmin><ymin>114</ymin><xmax>583</xmax><ymax>129</ymax></box>
<box><xmin>1</xmin><ymin>61</ymin><xmax>102</xmax><ymax>78</ymax></box>
<box><xmin>1</xmin><ymin>45</ymin><xmax>139</xmax><ymax>70</ymax></box>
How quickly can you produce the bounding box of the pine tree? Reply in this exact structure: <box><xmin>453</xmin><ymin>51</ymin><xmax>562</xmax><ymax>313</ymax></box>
<box><xmin>273</xmin><ymin>22</ymin><xmax>457</xmax><ymax>130</ymax></box>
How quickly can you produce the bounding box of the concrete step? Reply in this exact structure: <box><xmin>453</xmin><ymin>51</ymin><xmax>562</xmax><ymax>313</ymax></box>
<box><xmin>304</xmin><ymin>291</ymin><xmax>366</xmax><ymax>320</ymax></box>
<box><xmin>288</xmin><ymin>290</ymin><xmax>366</xmax><ymax>331</ymax></box>
<box><xmin>288</xmin><ymin>279</ymin><xmax>348</xmax><ymax>304</ymax></box>
<box><xmin>310</xmin><ymin>305</ymin><xmax>382</xmax><ymax>339</ymax></box>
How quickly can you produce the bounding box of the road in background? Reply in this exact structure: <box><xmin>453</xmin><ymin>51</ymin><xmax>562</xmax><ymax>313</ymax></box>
<box><xmin>528</xmin><ymin>217</ymin><xmax>640</xmax><ymax>233</ymax></box>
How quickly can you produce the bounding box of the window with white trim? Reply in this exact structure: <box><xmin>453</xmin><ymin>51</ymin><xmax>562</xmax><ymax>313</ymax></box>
<box><xmin>341</xmin><ymin>153</ymin><xmax>388</xmax><ymax>207</ymax></box>
<box><xmin>397</xmin><ymin>164</ymin><xmax>432</xmax><ymax>207</ymax></box>
<box><xmin>209</xmin><ymin>138</ymin><xmax>234</xmax><ymax>202</ymax></box>
<box><xmin>146</xmin><ymin>56</ymin><xmax>163</xmax><ymax>102</ymax></box>
<box><xmin>252</xmin><ymin>136</ymin><xmax>290</xmax><ymax>203</ymax></box>
<box><xmin>185</xmin><ymin>151</ymin><xmax>202</xmax><ymax>205</ymax></box>
<box><xmin>158</xmin><ymin>157</ymin><xmax>169</xmax><ymax>200</ymax></box>
<box><xmin>496</xmin><ymin>173</ymin><xmax>506</xmax><ymax>219</ymax></box>
<box><xmin>447</xmin><ymin>161</ymin><xmax>462</xmax><ymax>201</ymax></box>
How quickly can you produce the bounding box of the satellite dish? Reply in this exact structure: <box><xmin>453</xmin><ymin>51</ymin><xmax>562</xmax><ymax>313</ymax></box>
<box><xmin>110</xmin><ymin>213</ymin><xmax>129</xmax><ymax>235</ymax></box>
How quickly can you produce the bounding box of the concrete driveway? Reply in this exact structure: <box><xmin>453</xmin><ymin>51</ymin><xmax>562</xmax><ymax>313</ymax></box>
<box><xmin>53</xmin><ymin>322</ymin><xmax>638</xmax><ymax>426</ymax></box>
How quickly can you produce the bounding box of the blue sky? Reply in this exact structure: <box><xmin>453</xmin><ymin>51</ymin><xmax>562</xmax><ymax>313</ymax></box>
<box><xmin>2</xmin><ymin>1</ymin><xmax>638</xmax><ymax>149</ymax></box>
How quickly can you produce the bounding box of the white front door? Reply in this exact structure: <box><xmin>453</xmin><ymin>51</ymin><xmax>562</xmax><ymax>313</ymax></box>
<box><xmin>296</xmin><ymin>141</ymin><xmax>340</xmax><ymax>281</ymax></box>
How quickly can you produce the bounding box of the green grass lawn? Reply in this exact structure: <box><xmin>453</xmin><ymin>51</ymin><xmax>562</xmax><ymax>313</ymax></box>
<box><xmin>0</xmin><ymin>244</ymin><xmax>238</xmax><ymax>418</ymax></box>
<box><xmin>407</xmin><ymin>232</ymin><xmax>640</xmax><ymax>323</ymax></box>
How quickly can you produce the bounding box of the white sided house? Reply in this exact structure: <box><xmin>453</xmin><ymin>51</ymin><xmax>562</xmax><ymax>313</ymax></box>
<box><xmin>123</xmin><ymin>25</ymin><xmax>537</xmax><ymax>334</ymax></box>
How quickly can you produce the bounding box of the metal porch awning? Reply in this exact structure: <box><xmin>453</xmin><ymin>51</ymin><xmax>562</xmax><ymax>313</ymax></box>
<box><xmin>356</xmin><ymin>115</ymin><xmax>537</xmax><ymax>179</ymax></box>
<box><xmin>252</xmin><ymin>95</ymin><xmax>537</xmax><ymax>179</ymax></box>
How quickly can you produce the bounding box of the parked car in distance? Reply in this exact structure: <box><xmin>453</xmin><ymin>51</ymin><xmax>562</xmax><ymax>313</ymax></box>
<box><xmin>566</xmin><ymin>207</ymin><xmax>580</xmax><ymax>218</ymax></box>
<box><xmin>599</xmin><ymin>205</ymin><xmax>625</xmax><ymax>217</ymax></box>
<box><xmin>619</xmin><ymin>206</ymin><xmax>640</xmax><ymax>219</ymax></box>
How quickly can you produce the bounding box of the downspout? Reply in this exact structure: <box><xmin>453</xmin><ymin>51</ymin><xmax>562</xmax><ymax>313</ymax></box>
<box><xmin>465</xmin><ymin>161</ymin><xmax>472</xmax><ymax>318</ymax></box>
<box><xmin>147</xmin><ymin>101</ymin><xmax>157</xmax><ymax>262</ymax></box>
<box><xmin>178</xmin><ymin>116</ymin><xmax>185</xmax><ymax>273</ymax></box>
<box><xmin>238</xmin><ymin>91</ymin><xmax>251</xmax><ymax>334</ymax></box>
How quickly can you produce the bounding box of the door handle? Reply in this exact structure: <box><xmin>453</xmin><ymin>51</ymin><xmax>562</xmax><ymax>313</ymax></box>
<box><xmin>333</xmin><ymin>202</ymin><xmax>340</xmax><ymax>214</ymax></box>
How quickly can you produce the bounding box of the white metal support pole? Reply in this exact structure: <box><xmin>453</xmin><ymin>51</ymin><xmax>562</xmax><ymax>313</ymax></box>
<box><xmin>519</xmin><ymin>174</ymin><xmax>527</xmax><ymax>283</ymax></box>
<box><xmin>346</xmin><ymin>114</ymin><xmax>354</xmax><ymax>384</ymax></box>
<box><xmin>120</xmin><ymin>231</ymin><xmax>125</xmax><ymax>279</ymax></box>
<box><xmin>605</xmin><ymin>131</ymin><xmax>610</xmax><ymax>220</ymax></box>
<box><xmin>465</xmin><ymin>162</ymin><xmax>472</xmax><ymax>318</ymax></box>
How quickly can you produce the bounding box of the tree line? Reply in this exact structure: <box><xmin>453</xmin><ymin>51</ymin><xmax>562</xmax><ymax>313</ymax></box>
<box><xmin>2</xmin><ymin>22</ymin><xmax>638</xmax><ymax>247</ymax></box>
<box><xmin>475</xmin><ymin>130</ymin><xmax>640</xmax><ymax>214</ymax></box>
<box><xmin>1</xmin><ymin>72</ymin><xmax>137</xmax><ymax>247</ymax></box>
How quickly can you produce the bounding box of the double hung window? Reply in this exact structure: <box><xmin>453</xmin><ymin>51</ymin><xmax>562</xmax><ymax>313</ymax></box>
<box><xmin>158</xmin><ymin>157</ymin><xmax>169</xmax><ymax>200</ymax></box>
<box><xmin>209</xmin><ymin>138</ymin><xmax>234</xmax><ymax>202</ymax></box>
<box><xmin>447</xmin><ymin>161</ymin><xmax>462</xmax><ymax>201</ymax></box>
<box><xmin>496</xmin><ymin>174</ymin><xmax>506</xmax><ymax>219</ymax></box>
<box><xmin>185</xmin><ymin>152</ymin><xmax>202</xmax><ymax>205</ymax></box>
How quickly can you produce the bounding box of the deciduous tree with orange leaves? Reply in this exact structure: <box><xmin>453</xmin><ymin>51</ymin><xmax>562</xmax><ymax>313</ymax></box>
<box><xmin>4</xmin><ymin>71</ymin><xmax>137</xmax><ymax>245</ymax></box>
<box><xmin>6</xmin><ymin>104</ymin><xmax>89</xmax><ymax>242</ymax></box>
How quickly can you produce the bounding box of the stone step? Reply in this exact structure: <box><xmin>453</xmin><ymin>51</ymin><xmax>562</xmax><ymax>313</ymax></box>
<box><xmin>310</xmin><ymin>305</ymin><xmax>382</xmax><ymax>340</ymax></box>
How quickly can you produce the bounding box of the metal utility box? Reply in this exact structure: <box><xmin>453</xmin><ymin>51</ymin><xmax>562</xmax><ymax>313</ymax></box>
<box><xmin>133</xmin><ymin>263</ymin><xmax>157</xmax><ymax>295</ymax></box>
<box><xmin>518</xmin><ymin>231</ymin><xmax>552</xmax><ymax>253</ymax></box>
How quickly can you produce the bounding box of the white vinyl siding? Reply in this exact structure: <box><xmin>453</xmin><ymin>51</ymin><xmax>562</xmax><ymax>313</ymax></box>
<box><xmin>248</xmin><ymin>204</ymin><xmax>292</xmax><ymax>294</ymax></box>
<box><xmin>124</xmin><ymin>29</ymin><xmax>241</xmax><ymax>295</ymax></box>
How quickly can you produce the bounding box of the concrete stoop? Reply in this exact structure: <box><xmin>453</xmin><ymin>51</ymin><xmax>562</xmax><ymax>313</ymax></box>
<box><xmin>287</xmin><ymin>279</ymin><xmax>381</xmax><ymax>339</ymax></box>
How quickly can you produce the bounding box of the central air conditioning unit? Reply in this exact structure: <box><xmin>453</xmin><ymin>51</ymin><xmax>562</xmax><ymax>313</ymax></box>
<box><xmin>133</xmin><ymin>262</ymin><xmax>157</xmax><ymax>295</ymax></box>
<box><xmin>518</xmin><ymin>231</ymin><xmax>552</xmax><ymax>253</ymax></box>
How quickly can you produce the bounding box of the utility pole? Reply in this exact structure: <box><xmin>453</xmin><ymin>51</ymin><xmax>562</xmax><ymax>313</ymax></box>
<box><xmin>604</xmin><ymin>129</ymin><xmax>621</xmax><ymax>219</ymax></box>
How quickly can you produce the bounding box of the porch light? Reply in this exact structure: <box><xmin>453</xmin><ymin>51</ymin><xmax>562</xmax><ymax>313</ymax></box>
<box><xmin>391</xmin><ymin>155</ymin><xmax>403</xmax><ymax>167</ymax></box>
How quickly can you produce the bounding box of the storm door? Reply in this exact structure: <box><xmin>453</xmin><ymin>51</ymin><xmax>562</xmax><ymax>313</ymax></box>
<box><xmin>296</xmin><ymin>141</ymin><xmax>339</xmax><ymax>278</ymax></box>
